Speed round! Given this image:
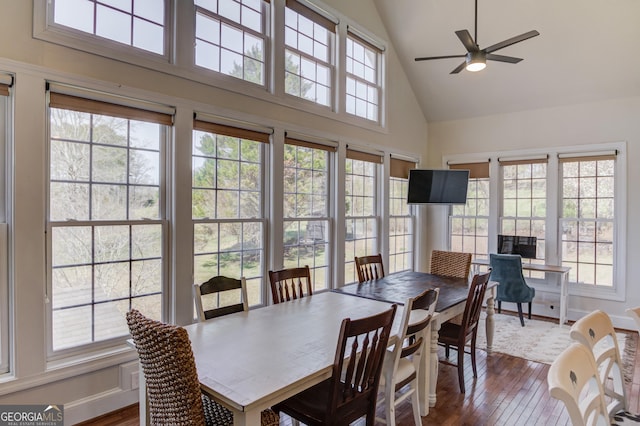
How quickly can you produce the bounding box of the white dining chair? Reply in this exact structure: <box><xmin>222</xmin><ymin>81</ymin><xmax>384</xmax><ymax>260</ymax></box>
<box><xmin>377</xmin><ymin>288</ymin><xmax>439</xmax><ymax>426</ymax></box>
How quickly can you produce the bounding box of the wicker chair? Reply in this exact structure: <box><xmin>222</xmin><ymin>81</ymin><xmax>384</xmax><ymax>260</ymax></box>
<box><xmin>126</xmin><ymin>309</ymin><xmax>279</xmax><ymax>426</ymax></box>
<box><xmin>355</xmin><ymin>253</ymin><xmax>385</xmax><ymax>283</ymax></box>
<box><xmin>430</xmin><ymin>250</ymin><xmax>472</xmax><ymax>280</ymax></box>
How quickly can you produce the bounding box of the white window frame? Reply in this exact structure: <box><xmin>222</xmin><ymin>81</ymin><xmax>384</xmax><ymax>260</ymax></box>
<box><xmin>444</xmin><ymin>142</ymin><xmax>626</xmax><ymax>302</ymax></box>
<box><xmin>0</xmin><ymin>74</ymin><xmax>12</xmax><ymax>373</ymax></box>
<box><xmin>344</xmin><ymin>148</ymin><xmax>382</xmax><ymax>284</ymax></box>
<box><xmin>388</xmin><ymin>175</ymin><xmax>413</xmax><ymax>274</ymax></box>
<box><xmin>46</xmin><ymin>84</ymin><xmax>173</xmax><ymax>358</ymax></box>
<box><xmin>194</xmin><ymin>0</ymin><xmax>271</xmax><ymax>87</ymax></box>
<box><xmin>345</xmin><ymin>26</ymin><xmax>384</xmax><ymax>124</ymax></box>
<box><xmin>282</xmin><ymin>136</ymin><xmax>335</xmax><ymax>291</ymax></box>
<box><xmin>192</xmin><ymin>117</ymin><xmax>270</xmax><ymax>307</ymax></box>
<box><xmin>34</xmin><ymin>0</ymin><xmax>173</xmax><ymax>64</ymax></box>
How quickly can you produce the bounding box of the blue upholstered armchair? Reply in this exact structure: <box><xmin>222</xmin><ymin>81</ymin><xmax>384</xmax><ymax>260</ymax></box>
<box><xmin>489</xmin><ymin>253</ymin><xmax>535</xmax><ymax>327</ymax></box>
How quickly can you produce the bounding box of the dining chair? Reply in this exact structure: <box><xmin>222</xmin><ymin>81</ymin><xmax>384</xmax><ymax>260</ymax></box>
<box><xmin>378</xmin><ymin>288</ymin><xmax>439</xmax><ymax>426</ymax></box>
<box><xmin>430</xmin><ymin>250</ymin><xmax>472</xmax><ymax>280</ymax></box>
<box><xmin>193</xmin><ymin>275</ymin><xmax>249</xmax><ymax>321</ymax></box>
<box><xmin>489</xmin><ymin>253</ymin><xmax>535</xmax><ymax>326</ymax></box>
<box><xmin>570</xmin><ymin>310</ymin><xmax>629</xmax><ymax>420</ymax></box>
<box><xmin>548</xmin><ymin>342</ymin><xmax>612</xmax><ymax>426</ymax></box>
<box><xmin>126</xmin><ymin>309</ymin><xmax>279</xmax><ymax>426</ymax></box>
<box><xmin>274</xmin><ymin>305</ymin><xmax>398</xmax><ymax>426</ymax></box>
<box><xmin>355</xmin><ymin>253</ymin><xmax>385</xmax><ymax>283</ymax></box>
<box><xmin>548</xmin><ymin>341</ymin><xmax>640</xmax><ymax>425</ymax></box>
<box><xmin>437</xmin><ymin>270</ymin><xmax>491</xmax><ymax>393</ymax></box>
<box><xmin>268</xmin><ymin>265</ymin><xmax>312</xmax><ymax>304</ymax></box>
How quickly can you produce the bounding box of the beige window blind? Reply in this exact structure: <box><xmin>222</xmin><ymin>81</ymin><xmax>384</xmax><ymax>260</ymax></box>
<box><xmin>286</xmin><ymin>0</ymin><xmax>336</xmax><ymax>31</ymax></box>
<box><xmin>193</xmin><ymin>119</ymin><xmax>270</xmax><ymax>144</ymax></box>
<box><xmin>49</xmin><ymin>92</ymin><xmax>173</xmax><ymax>125</ymax></box>
<box><xmin>347</xmin><ymin>25</ymin><xmax>385</xmax><ymax>53</ymax></box>
<box><xmin>558</xmin><ymin>151</ymin><xmax>617</xmax><ymax>163</ymax></box>
<box><xmin>390</xmin><ymin>158</ymin><xmax>416</xmax><ymax>179</ymax></box>
<box><xmin>346</xmin><ymin>148</ymin><xmax>383</xmax><ymax>164</ymax></box>
<box><xmin>0</xmin><ymin>74</ymin><xmax>11</xmax><ymax>96</ymax></box>
<box><xmin>449</xmin><ymin>161</ymin><xmax>490</xmax><ymax>179</ymax></box>
<box><xmin>498</xmin><ymin>155</ymin><xmax>548</xmax><ymax>166</ymax></box>
<box><xmin>285</xmin><ymin>136</ymin><xmax>337</xmax><ymax>152</ymax></box>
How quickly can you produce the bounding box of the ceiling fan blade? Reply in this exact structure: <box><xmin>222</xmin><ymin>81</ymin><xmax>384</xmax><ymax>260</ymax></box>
<box><xmin>486</xmin><ymin>53</ymin><xmax>523</xmax><ymax>64</ymax></box>
<box><xmin>455</xmin><ymin>30</ymin><xmax>478</xmax><ymax>52</ymax></box>
<box><xmin>484</xmin><ymin>30</ymin><xmax>540</xmax><ymax>54</ymax></box>
<box><xmin>450</xmin><ymin>61</ymin><xmax>467</xmax><ymax>74</ymax></box>
<box><xmin>415</xmin><ymin>54</ymin><xmax>466</xmax><ymax>62</ymax></box>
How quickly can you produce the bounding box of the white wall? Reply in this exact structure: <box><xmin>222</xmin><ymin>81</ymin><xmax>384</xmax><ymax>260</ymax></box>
<box><xmin>0</xmin><ymin>0</ymin><xmax>428</xmax><ymax>423</ymax></box>
<box><xmin>427</xmin><ymin>96</ymin><xmax>640</xmax><ymax>328</ymax></box>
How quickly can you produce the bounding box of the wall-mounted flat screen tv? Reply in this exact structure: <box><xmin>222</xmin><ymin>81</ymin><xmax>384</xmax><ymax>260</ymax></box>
<box><xmin>407</xmin><ymin>169</ymin><xmax>469</xmax><ymax>204</ymax></box>
<box><xmin>497</xmin><ymin>235</ymin><xmax>537</xmax><ymax>259</ymax></box>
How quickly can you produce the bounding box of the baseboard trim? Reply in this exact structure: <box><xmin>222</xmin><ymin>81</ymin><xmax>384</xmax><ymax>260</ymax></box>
<box><xmin>64</xmin><ymin>387</ymin><xmax>138</xmax><ymax>425</ymax></box>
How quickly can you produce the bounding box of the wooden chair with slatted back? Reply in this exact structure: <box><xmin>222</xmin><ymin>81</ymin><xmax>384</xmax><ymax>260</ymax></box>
<box><xmin>194</xmin><ymin>275</ymin><xmax>249</xmax><ymax>322</ymax></box>
<box><xmin>268</xmin><ymin>265</ymin><xmax>312</xmax><ymax>304</ymax></box>
<box><xmin>437</xmin><ymin>271</ymin><xmax>491</xmax><ymax>393</ymax></box>
<box><xmin>274</xmin><ymin>305</ymin><xmax>397</xmax><ymax>426</ymax></box>
<box><xmin>430</xmin><ymin>250</ymin><xmax>472</xmax><ymax>280</ymax></box>
<box><xmin>378</xmin><ymin>288</ymin><xmax>439</xmax><ymax>426</ymax></box>
<box><xmin>355</xmin><ymin>253</ymin><xmax>385</xmax><ymax>283</ymax></box>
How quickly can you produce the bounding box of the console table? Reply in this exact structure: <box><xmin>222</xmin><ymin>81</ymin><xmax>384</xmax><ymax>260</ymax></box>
<box><xmin>472</xmin><ymin>258</ymin><xmax>571</xmax><ymax>325</ymax></box>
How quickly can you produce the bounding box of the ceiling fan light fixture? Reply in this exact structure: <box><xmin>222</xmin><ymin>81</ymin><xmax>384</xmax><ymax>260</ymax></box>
<box><xmin>465</xmin><ymin>52</ymin><xmax>486</xmax><ymax>72</ymax></box>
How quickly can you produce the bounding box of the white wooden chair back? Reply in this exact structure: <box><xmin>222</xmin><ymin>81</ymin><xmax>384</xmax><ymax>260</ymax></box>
<box><xmin>570</xmin><ymin>309</ymin><xmax>626</xmax><ymax>418</ymax></box>
<box><xmin>547</xmin><ymin>342</ymin><xmax>610</xmax><ymax>426</ymax></box>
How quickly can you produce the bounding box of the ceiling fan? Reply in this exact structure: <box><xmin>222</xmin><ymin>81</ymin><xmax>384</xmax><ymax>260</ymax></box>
<box><xmin>414</xmin><ymin>0</ymin><xmax>540</xmax><ymax>74</ymax></box>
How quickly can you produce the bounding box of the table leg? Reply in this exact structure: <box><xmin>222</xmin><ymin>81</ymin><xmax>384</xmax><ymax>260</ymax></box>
<box><xmin>485</xmin><ymin>293</ymin><xmax>495</xmax><ymax>354</ymax></box>
<box><xmin>559</xmin><ymin>271</ymin><xmax>569</xmax><ymax>326</ymax></box>
<box><xmin>232</xmin><ymin>409</ymin><xmax>260</xmax><ymax>426</ymax></box>
<box><xmin>429</xmin><ymin>319</ymin><xmax>441</xmax><ymax>408</ymax></box>
<box><xmin>418</xmin><ymin>321</ymin><xmax>432</xmax><ymax>416</ymax></box>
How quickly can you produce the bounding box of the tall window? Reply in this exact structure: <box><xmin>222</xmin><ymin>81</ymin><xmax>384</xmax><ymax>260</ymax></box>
<box><xmin>192</xmin><ymin>119</ymin><xmax>268</xmax><ymax>306</ymax></box>
<box><xmin>500</xmin><ymin>158</ymin><xmax>547</xmax><ymax>277</ymax></box>
<box><xmin>48</xmin><ymin>89</ymin><xmax>171</xmax><ymax>352</ymax></box>
<box><xmin>284</xmin><ymin>0</ymin><xmax>335</xmax><ymax>107</ymax></box>
<box><xmin>0</xmin><ymin>75</ymin><xmax>11</xmax><ymax>372</ymax></box>
<box><xmin>283</xmin><ymin>136</ymin><xmax>333</xmax><ymax>290</ymax></box>
<box><xmin>344</xmin><ymin>149</ymin><xmax>381</xmax><ymax>283</ymax></box>
<box><xmin>345</xmin><ymin>30</ymin><xmax>382</xmax><ymax>122</ymax></box>
<box><xmin>195</xmin><ymin>0</ymin><xmax>269</xmax><ymax>85</ymax></box>
<box><xmin>52</xmin><ymin>0</ymin><xmax>166</xmax><ymax>55</ymax></box>
<box><xmin>388</xmin><ymin>158</ymin><xmax>415</xmax><ymax>273</ymax></box>
<box><xmin>560</xmin><ymin>154</ymin><xmax>616</xmax><ymax>287</ymax></box>
<box><xmin>449</xmin><ymin>162</ymin><xmax>490</xmax><ymax>259</ymax></box>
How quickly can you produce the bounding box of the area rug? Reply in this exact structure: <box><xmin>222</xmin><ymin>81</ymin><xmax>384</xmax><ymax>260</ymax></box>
<box><xmin>474</xmin><ymin>313</ymin><xmax>635</xmax><ymax>374</ymax></box>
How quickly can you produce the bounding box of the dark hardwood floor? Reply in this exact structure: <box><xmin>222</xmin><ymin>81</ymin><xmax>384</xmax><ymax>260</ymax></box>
<box><xmin>78</xmin><ymin>321</ymin><xmax>640</xmax><ymax>426</ymax></box>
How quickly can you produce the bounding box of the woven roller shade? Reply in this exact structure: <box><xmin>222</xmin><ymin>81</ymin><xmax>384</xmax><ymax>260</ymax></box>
<box><xmin>558</xmin><ymin>152</ymin><xmax>617</xmax><ymax>163</ymax></box>
<box><xmin>449</xmin><ymin>161</ymin><xmax>489</xmax><ymax>179</ymax></box>
<box><xmin>347</xmin><ymin>25</ymin><xmax>384</xmax><ymax>52</ymax></box>
<box><xmin>346</xmin><ymin>148</ymin><xmax>383</xmax><ymax>164</ymax></box>
<box><xmin>194</xmin><ymin>119</ymin><xmax>270</xmax><ymax>144</ymax></box>
<box><xmin>390</xmin><ymin>158</ymin><xmax>416</xmax><ymax>179</ymax></box>
<box><xmin>498</xmin><ymin>156</ymin><xmax>548</xmax><ymax>166</ymax></box>
<box><xmin>286</xmin><ymin>0</ymin><xmax>336</xmax><ymax>31</ymax></box>
<box><xmin>49</xmin><ymin>92</ymin><xmax>173</xmax><ymax>125</ymax></box>
<box><xmin>0</xmin><ymin>74</ymin><xmax>11</xmax><ymax>96</ymax></box>
<box><xmin>285</xmin><ymin>136</ymin><xmax>337</xmax><ymax>152</ymax></box>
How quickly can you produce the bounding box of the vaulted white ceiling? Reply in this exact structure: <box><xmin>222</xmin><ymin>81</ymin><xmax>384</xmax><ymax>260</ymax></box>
<box><xmin>373</xmin><ymin>0</ymin><xmax>640</xmax><ymax>122</ymax></box>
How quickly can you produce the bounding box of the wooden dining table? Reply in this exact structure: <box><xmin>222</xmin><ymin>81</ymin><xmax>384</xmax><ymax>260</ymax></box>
<box><xmin>333</xmin><ymin>270</ymin><xmax>497</xmax><ymax>415</ymax></box>
<box><xmin>136</xmin><ymin>291</ymin><xmax>400</xmax><ymax>426</ymax></box>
